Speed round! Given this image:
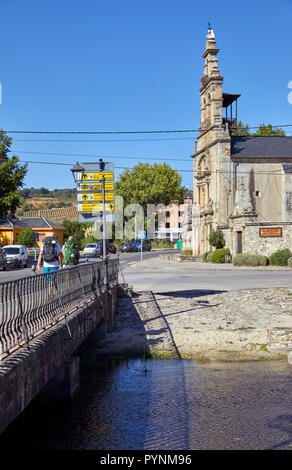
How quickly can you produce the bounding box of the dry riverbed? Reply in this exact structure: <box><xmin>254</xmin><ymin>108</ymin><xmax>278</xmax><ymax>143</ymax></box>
<box><xmin>95</xmin><ymin>287</ymin><xmax>292</xmax><ymax>362</ymax></box>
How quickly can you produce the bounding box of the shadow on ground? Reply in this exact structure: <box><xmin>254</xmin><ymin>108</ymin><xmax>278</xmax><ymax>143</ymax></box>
<box><xmin>155</xmin><ymin>289</ymin><xmax>227</xmax><ymax>298</ymax></box>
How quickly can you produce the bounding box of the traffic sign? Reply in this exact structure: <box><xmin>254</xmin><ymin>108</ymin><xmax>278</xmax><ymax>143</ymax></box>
<box><xmin>77</xmin><ymin>193</ymin><xmax>114</xmax><ymax>202</ymax></box>
<box><xmin>138</xmin><ymin>230</ymin><xmax>146</xmax><ymax>239</ymax></box>
<box><xmin>77</xmin><ymin>202</ymin><xmax>115</xmax><ymax>213</ymax></box>
<box><xmin>77</xmin><ymin>172</ymin><xmax>114</xmax><ymax>181</ymax></box>
<box><xmin>77</xmin><ymin>181</ymin><xmax>114</xmax><ymax>192</ymax></box>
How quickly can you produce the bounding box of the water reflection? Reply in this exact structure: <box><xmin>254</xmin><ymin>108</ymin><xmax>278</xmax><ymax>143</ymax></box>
<box><xmin>1</xmin><ymin>358</ymin><xmax>292</xmax><ymax>450</ymax></box>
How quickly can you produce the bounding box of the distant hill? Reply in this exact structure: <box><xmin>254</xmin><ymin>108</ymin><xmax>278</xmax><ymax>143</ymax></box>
<box><xmin>17</xmin><ymin>187</ymin><xmax>77</xmax><ymax>215</ymax></box>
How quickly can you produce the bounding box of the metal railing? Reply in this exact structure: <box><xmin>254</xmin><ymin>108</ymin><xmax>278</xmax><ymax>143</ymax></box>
<box><xmin>0</xmin><ymin>259</ymin><xmax>119</xmax><ymax>358</ymax></box>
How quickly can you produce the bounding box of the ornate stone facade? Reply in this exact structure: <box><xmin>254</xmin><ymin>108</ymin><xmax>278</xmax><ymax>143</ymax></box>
<box><xmin>188</xmin><ymin>27</ymin><xmax>292</xmax><ymax>257</ymax></box>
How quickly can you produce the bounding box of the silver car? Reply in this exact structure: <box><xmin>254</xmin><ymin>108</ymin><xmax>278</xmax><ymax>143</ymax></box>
<box><xmin>83</xmin><ymin>243</ymin><xmax>101</xmax><ymax>257</ymax></box>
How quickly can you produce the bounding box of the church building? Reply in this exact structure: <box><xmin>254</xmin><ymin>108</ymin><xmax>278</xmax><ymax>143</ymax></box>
<box><xmin>185</xmin><ymin>26</ymin><xmax>292</xmax><ymax>257</ymax></box>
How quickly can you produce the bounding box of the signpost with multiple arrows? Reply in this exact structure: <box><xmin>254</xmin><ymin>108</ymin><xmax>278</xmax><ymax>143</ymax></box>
<box><xmin>71</xmin><ymin>159</ymin><xmax>115</xmax><ymax>262</ymax></box>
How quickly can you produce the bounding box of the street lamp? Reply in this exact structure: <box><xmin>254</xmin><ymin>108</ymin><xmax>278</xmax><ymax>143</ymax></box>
<box><xmin>70</xmin><ymin>162</ymin><xmax>85</xmax><ymax>183</ymax></box>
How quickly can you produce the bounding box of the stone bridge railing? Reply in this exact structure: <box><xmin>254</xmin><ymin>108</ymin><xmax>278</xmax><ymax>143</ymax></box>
<box><xmin>0</xmin><ymin>259</ymin><xmax>119</xmax><ymax>434</ymax></box>
<box><xmin>0</xmin><ymin>259</ymin><xmax>118</xmax><ymax>359</ymax></box>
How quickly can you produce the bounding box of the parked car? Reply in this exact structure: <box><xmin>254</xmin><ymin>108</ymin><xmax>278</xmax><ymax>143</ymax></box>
<box><xmin>3</xmin><ymin>245</ymin><xmax>29</xmax><ymax>268</ymax></box>
<box><xmin>120</xmin><ymin>242</ymin><xmax>138</xmax><ymax>253</ymax></box>
<box><xmin>83</xmin><ymin>243</ymin><xmax>101</xmax><ymax>257</ymax></box>
<box><xmin>0</xmin><ymin>247</ymin><xmax>7</xmax><ymax>270</ymax></box>
<box><xmin>106</xmin><ymin>242</ymin><xmax>117</xmax><ymax>254</ymax></box>
<box><xmin>133</xmin><ymin>239</ymin><xmax>152</xmax><ymax>252</ymax></box>
<box><xmin>83</xmin><ymin>242</ymin><xmax>117</xmax><ymax>257</ymax></box>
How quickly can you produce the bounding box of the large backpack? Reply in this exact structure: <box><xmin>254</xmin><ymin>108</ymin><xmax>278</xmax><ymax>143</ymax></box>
<box><xmin>63</xmin><ymin>239</ymin><xmax>78</xmax><ymax>265</ymax></box>
<box><xmin>43</xmin><ymin>237</ymin><xmax>58</xmax><ymax>262</ymax></box>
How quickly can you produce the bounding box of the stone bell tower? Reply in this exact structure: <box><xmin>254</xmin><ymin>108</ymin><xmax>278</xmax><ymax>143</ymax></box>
<box><xmin>191</xmin><ymin>26</ymin><xmax>238</xmax><ymax>255</ymax></box>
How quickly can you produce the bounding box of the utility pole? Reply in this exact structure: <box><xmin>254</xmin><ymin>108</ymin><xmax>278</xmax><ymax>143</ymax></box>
<box><xmin>102</xmin><ymin>174</ymin><xmax>107</xmax><ymax>261</ymax></box>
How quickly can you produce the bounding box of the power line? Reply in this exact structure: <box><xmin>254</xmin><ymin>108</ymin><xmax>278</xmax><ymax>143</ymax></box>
<box><xmin>18</xmin><ymin>159</ymin><xmax>292</xmax><ymax>176</ymax></box>
<box><xmin>14</xmin><ymin>149</ymin><xmax>192</xmax><ymax>162</ymax></box>
<box><xmin>3</xmin><ymin>124</ymin><xmax>292</xmax><ymax>135</ymax></box>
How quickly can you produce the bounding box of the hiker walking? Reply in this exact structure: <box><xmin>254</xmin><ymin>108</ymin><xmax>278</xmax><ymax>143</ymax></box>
<box><xmin>36</xmin><ymin>232</ymin><xmax>63</xmax><ymax>274</ymax></box>
<box><xmin>62</xmin><ymin>236</ymin><xmax>80</xmax><ymax>267</ymax></box>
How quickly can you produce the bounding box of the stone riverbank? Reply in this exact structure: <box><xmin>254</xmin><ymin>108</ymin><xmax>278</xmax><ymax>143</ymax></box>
<box><xmin>95</xmin><ymin>287</ymin><xmax>292</xmax><ymax>362</ymax></box>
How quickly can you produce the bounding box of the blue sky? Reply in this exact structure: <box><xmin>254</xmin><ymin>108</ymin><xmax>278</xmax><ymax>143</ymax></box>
<box><xmin>0</xmin><ymin>0</ymin><xmax>291</xmax><ymax>190</ymax></box>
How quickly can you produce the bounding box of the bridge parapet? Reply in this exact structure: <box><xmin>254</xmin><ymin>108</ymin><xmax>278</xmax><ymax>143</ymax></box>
<box><xmin>0</xmin><ymin>259</ymin><xmax>119</xmax><ymax>434</ymax></box>
<box><xmin>0</xmin><ymin>259</ymin><xmax>118</xmax><ymax>359</ymax></box>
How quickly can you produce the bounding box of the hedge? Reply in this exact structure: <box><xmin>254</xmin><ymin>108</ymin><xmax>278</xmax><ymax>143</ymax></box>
<box><xmin>202</xmin><ymin>251</ymin><xmax>212</xmax><ymax>262</ymax></box>
<box><xmin>232</xmin><ymin>253</ymin><xmax>268</xmax><ymax>266</ymax></box>
<box><xmin>209</xmin><ymin>248</ymin><xmax>230</xmax><ymax>264</ymax></box>
<box><xmin>269</xmin><ymin>249</ymin><xmax>292</xmax><ymax>266</ymax></box>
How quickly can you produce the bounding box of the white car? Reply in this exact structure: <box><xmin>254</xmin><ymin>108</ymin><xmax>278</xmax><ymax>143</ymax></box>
<box><xmin>3</xmin><ymin>245</ymin><xmax>29</xmax><ymax>268</ymax></box>
<box><xmin>83</xmin><ymin>243</ymin><xmax>101</xmax><ymax>257</ymax></box>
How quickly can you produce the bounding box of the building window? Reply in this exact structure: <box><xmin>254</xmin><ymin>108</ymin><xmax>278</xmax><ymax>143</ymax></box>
<box><xmin>178</xmin><ymin>211</ymin><xmax>183</xmax><ymax>217</ymax></box>
<box><xmin>178</xmin><ymin>222</ymin><xmax>182</xmax><ymax>228</ymax></box>
<box><xmin>166</xmin><ymin>222</ymin><xmax>170</xmax><ymax>229</ymax></box>
<box><xmin>255</xmin><ymin>191</ymin><xmax>260</xmax><ymax>196</ymax></box>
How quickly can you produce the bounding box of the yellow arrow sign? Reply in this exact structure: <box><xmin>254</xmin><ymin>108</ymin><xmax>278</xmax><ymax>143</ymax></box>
<box><xmin>77</xmin><ymin>182</ymin><xmax>114</xmax><ymax>191</ymax></box>
<box><xmin>77</xmin><ymin>202</ymin><xmax>115</xmax><ymax>213</ymax></box>
<box><xmin>77</xmin><ymin>172</ymin><xmax>114</xmax><ymax>181</ymax></box>
<box><xmin>78</xmin><ymin>193</ymin><xmax>114</xmax><ymax>202</ymax></box>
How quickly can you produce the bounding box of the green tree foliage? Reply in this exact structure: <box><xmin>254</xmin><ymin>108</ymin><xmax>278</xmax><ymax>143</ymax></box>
<box><xmin>19</xmin><ymin>187</ymin><xmax>76</xmax><ymax>199</ymax></box>
<box><xmin>61</xmin><ymin>220</ymin><xmax>92</xmax><ymax>248</ymax></box>
<box><xmin>115</xmin><ymin>162</ymin><xmax>184</xmax><ymax>211</ymax></box>
<box><xmin>253</xmin><ymin>123</ymin><xmax>286</xmax><ymax>136</ymax></box>
<box><xmin>208</xmin><ymin>228</ymin><xmax>225</xmax><ymax>249</ymax></box>
<box><xmin>0</xmin><ymin>130</ymin><xmax>28</xmax><ymax>218</ymax></box>
<box><xmin>232</xmin><ymin>120</ymin><xmax>251</xmax><ymax>136</ymax></box>
<box><xmin>16</xmin><ymin>228</ymin><xmax>34</xmax><ymax>247</ymax></box>
<box><xmin>232</xmin><ymin>122</ymin><xmax>286</xmax><ymax>137</ymax></box>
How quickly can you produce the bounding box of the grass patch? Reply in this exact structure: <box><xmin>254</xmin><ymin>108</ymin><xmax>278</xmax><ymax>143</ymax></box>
<box><xmin>192</xmin><ymin>353</ymin><xmax>210</xmax><ymax>363</ymax></box>
<box><xmin>236</xmin><ymin>326</ymin><xmax>256</xmax><ymax>330</ymax></box>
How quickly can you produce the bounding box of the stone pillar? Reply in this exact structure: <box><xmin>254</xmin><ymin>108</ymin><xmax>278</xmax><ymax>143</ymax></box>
<box><xmin>40</xmin><ymin>357</ymin><xmax>80</xmax><ymax>400</ymax></box>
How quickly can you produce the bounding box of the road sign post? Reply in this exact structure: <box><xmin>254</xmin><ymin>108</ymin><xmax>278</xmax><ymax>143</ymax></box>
<box><xmin>102</xmin><ymin>175</ymin><xmax>107</xmax><ymax>261</ymax></box>
<box><xmin>138</xmin><ymin>230</ymin><xmax>146</xmax><ymax>263</ymax></box>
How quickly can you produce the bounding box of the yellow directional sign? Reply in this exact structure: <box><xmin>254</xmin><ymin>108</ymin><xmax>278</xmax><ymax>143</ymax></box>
<box><xmin>77</xmin><ymin>202</ymin><xmax>115</xmax><ymax>213</ymax></box>
<box><xmin>77</xmin><ymin>182</ymin><xmax>114</xmax><ymax>192</ymax></box>
<box><xmin>78</xmin><ymin>172</ymin><xmax>114</xmax><ymax>181</ymax></box>
<box><xmin>78</xmin><ymin>193</ymin><xmax>114</xmax><ymax>202</ymax></box>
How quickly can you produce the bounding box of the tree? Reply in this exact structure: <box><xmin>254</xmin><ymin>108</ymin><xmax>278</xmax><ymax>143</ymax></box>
<box><xmin>16</xmin><ymin>228</ymin><xmax>34</xmax><ymax>247</ymax></box>
<box><xmin>0</xmin><ymin>130</ymin><xmax>28</xmax><ymax>218</ymax></box>
<box><xmin>232</xmin><ymin>122</ymin><xmax>286</xmax><ymax>137</ymax></box>
<box><xmin>208</xmin><ymin>228</ymin><xmax>225</xmax><ymax>249</ymax></box>
<box><xmin>61</xmin><ymin>220</ymin><xmax>92</xmax><ymax>248</ymax></box>
<box><xmin>253</xmin><ymin>123</ymin><xmax>286</xmax><ymax>136</ymax></box>
<box><xmin>115</xmin><ymin>162</ymin><xmax>184</xmax><ymax>211</ymax></box>
<box><xmin>232</xmin><ymin>120</ymin><xmax>251</xmax><ymax>136</ymax></box>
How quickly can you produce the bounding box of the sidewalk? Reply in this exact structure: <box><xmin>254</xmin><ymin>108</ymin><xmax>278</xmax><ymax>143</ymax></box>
<box><xmin>131</xmin><ymin>256</ymin><xmax>292</xmax><ymax>272</ymax></box>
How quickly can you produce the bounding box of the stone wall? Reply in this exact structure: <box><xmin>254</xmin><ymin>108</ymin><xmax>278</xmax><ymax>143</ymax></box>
<box><xmin>244</xmin><ymin>223</ymin><xmax>292</xmax><ymax>256</ymax></box>
<box><xmin>0</xmin><ymin>285</ymin><xmax>117</xmax><ymax>435</ymax></box>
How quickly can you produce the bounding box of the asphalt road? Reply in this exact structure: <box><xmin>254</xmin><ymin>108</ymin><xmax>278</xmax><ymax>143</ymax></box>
<box><xmin>2</xmin><ymin>250</ymin><xmax>292</xmax><ymax>294</ymax></box>
<box><xmin>0</xmin><ymin>250</ymin><xmax>172</xmax><ymax>283</ymax></box>
<box><xmin>120</xmin><ymin>252</ymin><xmax>292</xmax><ymax>293</ymax></box>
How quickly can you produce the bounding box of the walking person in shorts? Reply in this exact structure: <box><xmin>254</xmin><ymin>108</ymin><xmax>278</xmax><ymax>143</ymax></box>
<box><xmin>36</xmin><ymin>232</ymin><xmax>63</xmax><ymax>276</ymax></box>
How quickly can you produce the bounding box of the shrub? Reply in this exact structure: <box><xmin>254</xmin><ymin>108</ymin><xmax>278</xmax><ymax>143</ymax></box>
<box><xmin>181</xmin><ymin>249</ymin><xmax>193</xmax><ymax>256</ymax></box>
<box><xmin>209</xmin><ymin>248</ymin><xmax>230</xmax><ymax>264</ymax></box>
<box><xmin>81</xmin><ymin>235</ymin><xmax>99</xmax><ymax>250</ymax></box>
<box><xmin>16</xmin><ymin>228</ymin><xmax>34</xmax><ymax>247</ymax></box>
<box><xmin>269</xmin><ymin>248</ymin><xmax>292</xmax><ymax>266</ymax></box>
<box><xmin>208</xmin><ymin>228</ymin><xmax>225</xmax><ymax>249</ymax></box>
<box><xmin>287</xmin><ymin>257</ymin><xmax>292</xmax><ymax>268</ymax></box>
<box><xmin>232</xmin><ymin>253</ymin><xmax>269</xmax><ymax>266</ymax></box>
<box><xmin>202</xmin><ymin>251</ymin><xmax>212</xmax><ymax>262</ymax></box>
